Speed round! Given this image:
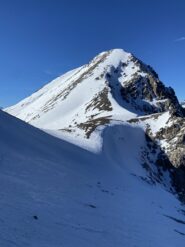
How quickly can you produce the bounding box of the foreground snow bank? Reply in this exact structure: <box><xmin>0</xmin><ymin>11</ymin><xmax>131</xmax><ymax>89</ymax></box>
<box><xmin>0</xmin><ymin>111</ymin><xmax>185</xmax><ymax>246</ymax></box>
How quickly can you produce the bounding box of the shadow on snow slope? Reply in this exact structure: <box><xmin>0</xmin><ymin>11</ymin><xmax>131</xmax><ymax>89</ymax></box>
<box><xmin>0</xmin><ymin>110</ymin><xmax>185</xmax><ymax>247</ymax></box>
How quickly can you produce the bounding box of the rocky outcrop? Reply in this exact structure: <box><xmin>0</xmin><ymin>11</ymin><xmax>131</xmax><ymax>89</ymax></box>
<box><xmin>120</xmin><ymin>56</ymin><xmax>185</xmax><ymax>117</ymax></box>
<box><xmin>127</xmin><ymin>109</ymin><xmax>185</xmax><ymax>202</ymax></box>
<box><xmin>155</xmin><ymin>117</ymin><xmax>185</xmax><ymax>168</ymax></box>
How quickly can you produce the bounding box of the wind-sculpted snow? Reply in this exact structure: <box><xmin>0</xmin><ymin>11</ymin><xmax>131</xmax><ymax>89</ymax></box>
<box><xmin>0</xmin><ymin>110</ymin><xmax>185</xmax><ymax>246</ymax></box>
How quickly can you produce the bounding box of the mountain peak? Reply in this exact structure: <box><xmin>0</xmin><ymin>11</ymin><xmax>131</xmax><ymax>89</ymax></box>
<box><xmin>91</xmin><ymin>48</ymin><xmax>132</xmax><ymax>67</ymax></box>
<box><xmin>5</xmin><ymin>48</ymin><xmax>184</xmax><ymax>139</ymax></box>
<box><xmin>96</xmin><ymin>48</ymin><xmax>131</xmax><ymax>56</ymax></box>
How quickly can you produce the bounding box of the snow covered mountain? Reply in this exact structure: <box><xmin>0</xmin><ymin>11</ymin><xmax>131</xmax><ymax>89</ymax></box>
<box><xmin>6</xmin><ymin>49</ymin><xmax>139</xmax><ymax>136</ymax></box>
<box><xmin>5</xmin><ymin>48</ymin><xmax>185</xmax><ymax>166</ymax></box>
<box><xmin>3</xmin><ymin>48</ymin><xmax>185</xmax><ymax>246</ymax></box>
<box><xmin>6</xmin><ymin>49</ymin><xmax>184</xmax><ymax>132</ymax></box>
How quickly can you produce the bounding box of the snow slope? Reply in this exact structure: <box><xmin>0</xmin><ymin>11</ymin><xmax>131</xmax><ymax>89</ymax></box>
<box><xmin>1</xmin><ymin>110</ymin><xmax>185</xmax><ymax>246</ymax></box>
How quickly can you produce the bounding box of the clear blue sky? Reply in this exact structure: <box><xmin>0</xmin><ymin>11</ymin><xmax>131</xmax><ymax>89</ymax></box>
<box><xmin>1</xmin><ymin>0</ymin><xmax>185</xmax><ymax>107</ymax></box>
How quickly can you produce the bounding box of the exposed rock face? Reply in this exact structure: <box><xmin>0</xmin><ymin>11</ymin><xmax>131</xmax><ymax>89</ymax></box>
<box><xmin>156</xmin><ymin>117</ymin><xmax>185</xmax><ymax>168</ymax></box>
<box><xmin>119</xmin><ymin>56</ymin><xmax>185</xmax><ymax>117</ymax></box>
<box><xmin>85</xmin><ymin>87</ymin><xmax>112</xmax><ymax>113</ymax></box>
<box><xmin>129</xmin><ymin>112</ymin><xmax>185</xmax><ymax>201</ymax></box>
